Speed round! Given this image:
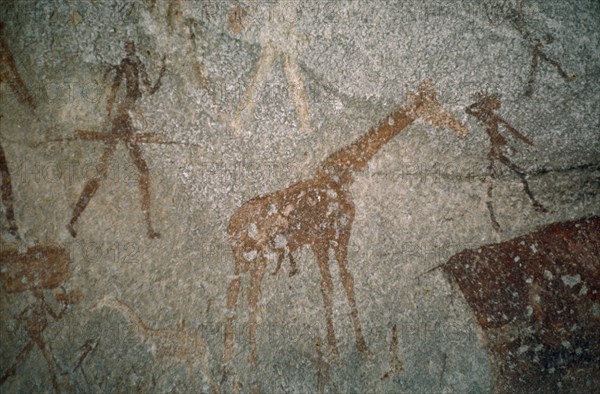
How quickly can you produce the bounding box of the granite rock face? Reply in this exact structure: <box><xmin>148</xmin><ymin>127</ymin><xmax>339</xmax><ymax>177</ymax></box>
<box><xmin>1</xmin><ymin>0</ymin><xmax>599</xmax><ymax>393</ymax></box>
<box><xmin>443</xmin><ymin>216</ymin><xmax>600</xmax><ymax>393</ymax></box>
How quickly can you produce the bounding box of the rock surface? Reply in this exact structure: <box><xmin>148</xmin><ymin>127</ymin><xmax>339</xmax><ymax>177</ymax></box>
<box><xmin>443</xmin><ymin>216</ymin><xmax>600</xmax><ymax>393</ymax></box>
<box><xmin>1</xmin><ymin>0</ymin><xmax>599</xmax><ymax>392</ymax></box>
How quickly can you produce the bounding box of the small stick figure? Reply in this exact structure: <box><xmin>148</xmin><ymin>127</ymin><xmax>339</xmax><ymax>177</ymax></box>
<box><xmin>524</xmin><ymin>33</ymin><xmax>573</xmax><ymax>97</ymax></box>
<box><xmin>67</xmin><ymin>41</ymin><xmax>166</xmax><ymax>239</ymax></box>
<box><xmin>497</xmin><ymin>0</ymin><xmax>573</xmax><ymax>97</ymax></box>
<box><xmin>465</xmin><ymin>92</ymin><xmax>547</xmax><ymax>232</ymax></box>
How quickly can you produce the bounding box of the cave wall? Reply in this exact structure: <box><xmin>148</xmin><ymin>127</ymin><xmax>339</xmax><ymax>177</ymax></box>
<box><xmin>1</xmin><ymin>1</ymin><xmax>598</xmax><ymax>392</ymax></box>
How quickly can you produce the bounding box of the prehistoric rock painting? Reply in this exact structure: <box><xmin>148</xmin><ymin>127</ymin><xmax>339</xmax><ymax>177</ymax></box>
<box><xmin>223</xmin><ymin>81</ymin><xmax>468</xmax><ymax>365</ymax></box>
<box><xmin>227</xmin><ymin>0</ymin><xmax>248</xmax><ymax>34</ymax></box>
<box><xmin>441</xmin><ymin>216</ymin><xmax>600</xmax><ymax>393</ymax></box>
<box><xmin>228</xmin><ymin>0</ymin><xmax>312</xmax><ymax>134</ymax></box>
<box><xmin>163</xmin><ymin>0</ymin><xmax>213</xmax><ymax>90</ymax></box>
<box><xmin>311</xmin><ymin>338</ymin><xmax>331</xmax><ymax>394</ymax></box>
<box><xmin>93</xmin><ymin>295</ymin><xmax>218</xmax><ymax>393</ymax></box>
<box><xmin>0</xmin><ymin>144</ymin><xmax>18</xmax><ymax>236</ymax></box>
<box><xmin>0</xmin><ymin>244</ymin><xmax>83</xmax><ymax>392</ymax></box>
<box><xmin>1</xmin><ymin>21</ymin><xmax>38</xmax><ymax>237</ymax></box>
<box><xmin>67</xmin><ymin>41</ymin><xmax>166</xmax><ymax>239</ymax></box>
<box><xmin>381</xmin><ymin>324</ymin><xmax>404</xmax><ymax>380</ymax></box>
<box><xmin>465</xmin><ymin>92</ymin><xmax>547</xmax><ymax>231</ymax></box>
<box><xmin>0</xmin><ymin>21</ymin><xmax>36</xmax><ymax>115</ymax></box>
<box><xmin>72</xmin><ymin>337</ymin><xmax>100</xmax><ymax>384</ymax></box>
<box><xmin>489</xmin><ymin>0</ymin><xmax>573</xmax><ymax>97</ymax></box>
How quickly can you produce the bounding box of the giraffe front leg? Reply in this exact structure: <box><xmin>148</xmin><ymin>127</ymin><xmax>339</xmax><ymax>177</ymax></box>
<box><xmin>247</xmin><ymin>256</ymin><xmax>267</xmax><ymax>364</ymax></box>
<box><xmin>313</xmin><ymin>244</ymin><xmax>339</xmax><ymax>357</ymax></box>
<box><xmin>333</xmin><ymin>241</ymin><xmax>369</xmax><ymax>355</ymax></box>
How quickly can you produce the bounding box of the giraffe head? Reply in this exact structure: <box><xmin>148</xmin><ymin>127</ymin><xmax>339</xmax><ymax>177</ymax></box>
<box><xmin>405</xmin><ymin>80</ymin><xmax>469</xmax><ymax>138</ymax></box>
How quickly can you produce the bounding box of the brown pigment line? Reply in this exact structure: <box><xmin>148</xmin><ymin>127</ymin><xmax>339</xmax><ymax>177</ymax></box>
<box><xmin>223</xmin><ymin>81</ymin><xmax>467</xmax><ymax>366</ymax></box>
<box><xmin>0</xmin><ymin>142</ymin><xmax>18</xmax><ymax>236</ymax></box>
<box><xmin>0</xmin><ymin>21</ymin><xmax>36</xmax><ymax>115</ymax></box>
<box><xmin>68</xmin><ymin>41</ymin><xmax>166</xmax><ymax>239</ymax></box>
<box><xmin>382</xmin><ymin>323</ymin><xmax>403</xmax><ymax>380</ymax></box>
<box><xmin>492</xmin><ymin>1</ymin><xmax>574</xmax><ymax>97</ymax></box>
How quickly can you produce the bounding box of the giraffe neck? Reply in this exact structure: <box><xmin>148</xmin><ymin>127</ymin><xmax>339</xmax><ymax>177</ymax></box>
<box><xmin>317</xmin><ymin>101</ymin><xmax>420</xmax><ymax>176</ymax></box>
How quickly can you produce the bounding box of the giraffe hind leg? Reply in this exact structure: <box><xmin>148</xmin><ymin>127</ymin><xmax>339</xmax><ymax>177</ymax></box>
<box><xmin>333</xmin><ymin>240</ymin><xmax>368</xmax><ymax>354</ymax></box>
<box><xmin>313</xmin><ymin>244</ymin><xmax>339</xmax><ymax>357</ymax></box>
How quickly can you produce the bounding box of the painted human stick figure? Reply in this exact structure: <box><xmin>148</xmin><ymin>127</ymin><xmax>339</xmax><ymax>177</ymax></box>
<box><xmin>223</xmin><ymin>81</ymin><xmax>468</xmax><ymax>365</ymax></box>
<box><xmin>0</xmin><ymin>245</ymin><xmax>82</xmax><ymax>393</ymax></box>
<box><xmin>465</xmin><ymin>92</ymin><xmax>547</xmax><ymax>232</ymax></box>
<box><xmin>229</xmin><ymin>0</ymin><xmax>311</xmax><ymax>134</ymax></box>
<box><xmin>497</xmin><ymin>0</ymin><xmax>573</xmax><ymax>97</ymax></box>
<box><xmin>67</xmin><ymin>41</ymin><xmax>166</xmax><ymax>239</ymax></box>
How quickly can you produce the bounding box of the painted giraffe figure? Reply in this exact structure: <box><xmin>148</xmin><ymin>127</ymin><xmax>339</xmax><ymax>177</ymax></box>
<box><xmin>223</xmin><ymin>81</ymin><xmax>468</xmax><ymax>364</ymax></box>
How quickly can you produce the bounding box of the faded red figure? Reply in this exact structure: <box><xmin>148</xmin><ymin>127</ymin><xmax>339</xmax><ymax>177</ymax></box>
<box><xmin>0</xmin><ymin>21</ymin><xmax>36</xmax><ymax>114</ymax></box>
<box><xmin>1</xmin><ymin>21</ymin><xmax>37</xmax><ymax>237</ymax></box>
<box><xmin>67</xmin><ymin>41</ymin><xmax>166</xmax><ymax>239</ymax></box>
<box><xmin>465</xmin><ymin>92</ymin><xmax>547</xmax><ymax>231</ymax></box>
<box><xmin>498</xmin><ymin>0</ymin><xmax>573</xmax><ymax>97</ymax></box>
